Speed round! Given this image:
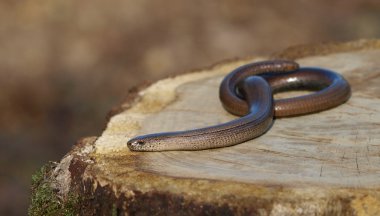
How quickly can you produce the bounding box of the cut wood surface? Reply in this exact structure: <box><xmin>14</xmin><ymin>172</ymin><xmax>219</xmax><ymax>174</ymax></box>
<box><xmin>31</xmin><ymin>40</ymin><xmax>380</xmax><ymax>215</ymax></box>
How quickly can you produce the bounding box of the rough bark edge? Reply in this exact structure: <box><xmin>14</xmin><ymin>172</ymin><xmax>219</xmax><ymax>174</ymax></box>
<box><xmin>30</xmin><ymin>137</ymin><xmax>367</xmax><ymax>215</ymax></box>
<box><xmin>28</xmin><ymin>137</ymin><xmax>97</xmax><ymax>216</ymax></box>
<box><xmin>80</xmin><ymin>175</ymin><xmax>356</xmax><ymax>215</ymax></box>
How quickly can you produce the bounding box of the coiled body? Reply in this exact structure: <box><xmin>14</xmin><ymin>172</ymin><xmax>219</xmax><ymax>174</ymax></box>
<box><xmin>128</xmin><ymin>60</ymin><xmax>351</xmax><ymax>152</ymax></box>
<box><xmin>219</xmin><ymin>61</ymin><xmax>351</xmax><ymax>116</ymax></box>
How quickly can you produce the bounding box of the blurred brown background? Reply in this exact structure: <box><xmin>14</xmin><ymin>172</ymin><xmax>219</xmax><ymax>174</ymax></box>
<box><xmin>1</xmin><ymin>0</ymin><xmax>380</xmax><ymax>215</ymax></box>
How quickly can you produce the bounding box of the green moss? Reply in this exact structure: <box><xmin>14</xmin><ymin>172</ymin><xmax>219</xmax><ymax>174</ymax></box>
<box><xmin>111</xmin><ymin>204</ymin><xmax>117</xmax><ymax>216</ymax></box>
<box><xmin>28</xmin><ymin>162</ymin><xmax>80</xmax><ymax>216</ymax></box>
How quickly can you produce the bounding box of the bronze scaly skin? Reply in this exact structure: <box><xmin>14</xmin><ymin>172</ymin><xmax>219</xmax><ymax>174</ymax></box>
<box><xmin>128</xmin><ymin>76</ymin><xmax>274</xmax><ymax>151</ymax></box>
<box><xmin>128</xmin><ymin>60</ymin><xmax>351</xmax><ymax>151</ymax></box>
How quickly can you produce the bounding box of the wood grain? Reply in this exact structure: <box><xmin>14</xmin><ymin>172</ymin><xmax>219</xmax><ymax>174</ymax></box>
<box><xmin>38</xmin><ymin>40</ymin><xmax>380</xmax><ymax>215</ymax></box>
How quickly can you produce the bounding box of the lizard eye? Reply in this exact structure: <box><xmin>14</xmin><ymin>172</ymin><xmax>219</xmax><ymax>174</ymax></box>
<box><xmin>136</xmin><ymin>140</ymin><xmax>145</xmax><ymax>146</ymax></box>
<box><xmin>127</xmin><ymin>139</ymin><xmax>145</xmax><ymax>148</ymax></box>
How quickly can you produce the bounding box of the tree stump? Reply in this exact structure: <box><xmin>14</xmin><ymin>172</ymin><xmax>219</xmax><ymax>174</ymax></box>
<box><xmin>30</xmin><ymin>39</ymin><xmax>380</xmax><ymax>215</ymax></box>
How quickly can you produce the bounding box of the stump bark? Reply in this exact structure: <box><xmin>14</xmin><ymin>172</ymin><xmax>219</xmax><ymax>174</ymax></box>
<box><xmin>30</xmin><ymin>39</ymin><xmax>380</xmax><ymax>216</ymax></box>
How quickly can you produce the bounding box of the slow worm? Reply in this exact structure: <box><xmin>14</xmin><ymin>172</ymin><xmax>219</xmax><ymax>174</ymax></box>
<box><xmin>128</xmin><ymin>60</ymin><xmax>351</xmax><ymax>151</ymax></box>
